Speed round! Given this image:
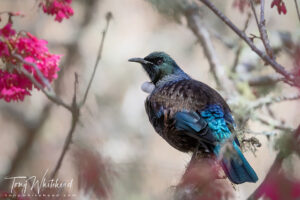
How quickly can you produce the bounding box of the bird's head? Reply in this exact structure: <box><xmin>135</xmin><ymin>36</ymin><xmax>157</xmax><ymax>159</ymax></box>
<box><xmin>129</xmin><ymin>52</ymin><xmax>183</xmax><ymax>85</ymax></box>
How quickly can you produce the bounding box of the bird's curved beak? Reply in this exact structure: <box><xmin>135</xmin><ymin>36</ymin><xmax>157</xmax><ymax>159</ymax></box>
<box><xmin>128</xmin><ymin>57</ymin><xmax>153</xmax><ymax>65</ymax></box>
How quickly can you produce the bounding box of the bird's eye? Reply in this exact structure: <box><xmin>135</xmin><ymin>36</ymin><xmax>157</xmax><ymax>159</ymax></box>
<box><xmin>157</xmin><ymin>59</ymin><xmax>163</xmax><ymax>65</ymax></box>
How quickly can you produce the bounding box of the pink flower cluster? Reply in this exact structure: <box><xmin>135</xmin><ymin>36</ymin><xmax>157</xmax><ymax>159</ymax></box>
<box><xmin>271</xmin><ymin>0</ymin><xmax>287</xmax><ymax>15</ymax></box>
<box><xmin>0</xmin><ymin>23</ymin><xmax>60</xmax><ymax>102</ymax></box>
<box><xmin>40</xmin><ymin>0</ymin><xmax>74</xmax><ymax>22</ymax></box>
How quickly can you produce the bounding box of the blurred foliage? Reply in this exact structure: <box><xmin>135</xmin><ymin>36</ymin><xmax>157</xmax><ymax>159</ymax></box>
<box><xmin>145</xmin><ymin>0</ymin><xmax>194</xmax><ymax>23</ymax></box>
<box><xmin>274</xmin><ymin>131</ymin><xmax>294</xmax><ymax>158</ymax></box>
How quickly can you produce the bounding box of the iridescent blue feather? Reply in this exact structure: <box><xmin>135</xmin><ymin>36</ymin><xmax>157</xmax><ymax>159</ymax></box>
<box><xmin>200</xmin><ymin>105</ymin><xmax>258</xmax><ymax>184</ymax></box>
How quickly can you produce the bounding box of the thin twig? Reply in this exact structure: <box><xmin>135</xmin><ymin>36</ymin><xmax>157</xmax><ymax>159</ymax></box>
<box><xmin>295</xmin><ymin>0</ymin><xmax>300</xmax><ymax>22</ymax></box>
<box><xmin>198</xmin><ymin>0</ymin><xmax>297</xmax><ymax>87</ymax></box>
<box><xmin>12</xmin><ymin>53</ymin><xmax>53</xmax><ymax>90</ymax></box>
<box><xmin>50</xmin><ymin>14</ymin><xmax>111</xmax><ymax>178</ymax></box>
<box><xmin>231</xmin><ymin>12</ymin><xmax>251</xmax><ymax>72</ymax></box>
<box><xmin>252</xmin><ymin>94</ymin><xmax>300</xmax><ymax>109</ymax></box>
<box><xmin>250</xmin><ymin>0</ymin><xmax>274</xmax><ymax>59</ymax></box>
<box><xmin>50</xmin><ymin>73</ymin><xmax>79</xmax><ymax>179</ymax></box>
<box><xmin>79</xmin><ymin>12</ymin><xmax>112</xmax><ymax>107</ymax></box>
<box><xmin>0</xmin><ymin>0</ymin><xmax>101</xmax><ymax>190</ymax></box>
<box><xmin>12</xmin><ymin>64</ymin><xmax>72</xmax><ymax>111</ymax></box>
<box><xmin>255</xmin><ymin>116</ymin><xmax>293</xmax><ymax>132</ymax></box>
<box><xmin>247</xmin><ymin>74</ymin><xmax>283</xmax><ymax>86</ymax></box>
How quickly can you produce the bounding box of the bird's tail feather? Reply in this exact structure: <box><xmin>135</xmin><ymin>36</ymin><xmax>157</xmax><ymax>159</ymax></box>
<box><xmin>219</xmin><ymin>142</ymin><xmax>258</xmax><ymax>184</ymax></box>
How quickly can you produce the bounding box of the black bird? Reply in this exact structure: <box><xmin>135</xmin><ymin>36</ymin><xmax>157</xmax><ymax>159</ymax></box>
<box><xmin>129</xmin><ymin>52</ymin><xmax>258</xmax><ymax>184</ymax></box>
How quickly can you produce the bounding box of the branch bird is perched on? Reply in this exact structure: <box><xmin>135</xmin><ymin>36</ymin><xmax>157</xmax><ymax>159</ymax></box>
<box><xmin>128</xmin><ymin>52</ymin><xmax>258</xmax><ymax>184</ymax></box>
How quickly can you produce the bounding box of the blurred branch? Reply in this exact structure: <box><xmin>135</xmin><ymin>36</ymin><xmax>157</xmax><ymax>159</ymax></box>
<box><xmin>255</xmin><ymin>116</ymin><xmax>293</xmax><ymax>132</ymax></box>
<box><xmin>295</xmin><ymin>0</ymin><xmax>300</xmax><ymax>22</ymax></box>
<box><xmin>50</xmin><ymin>73</ymin><xmax>79</xmax><ymax>179</ymax></box>
<box><xmin>55</xmin><ymin>0</ymin><xmax>100</xmax><ymax>95</ymax></box>
<box><xmin>247</xmin><ymin>125</ymin><xmax>300</xmax><ymax>200</ymax></box>
<box><xmin>250</xmin><ymin>0</ymin><xmax>274</xmax><ymax>59</ymax></box>
<box><xmin>0</xmin><ymin>0</ymin><xmax>104</xmax><ymax>189</ymax></box>
<box><xmin>231</xmin><ymin>12</ymin><xmax>251</xmax><ymax>72</ymax></box>
<box><xmin>252</xmin><ymin>94</ymin><xmax>300</xmax><ymax>109</ymax></box>
<box><xmin>250</xmin><ymin>94</ymin><xmax>299</xmax><ymax>132</ymax></box>
<box><xmin>183</xmin><ymin>3</ymin><xmax>236</xmax><ymax>95</ymax></box>
<box><xmin>247</xmin><ymin>74</ymin><xmax>283</xmax><ymax>86</ymax></box>
<box><xmin>0</xmin><ymin>103</ymin><xmax>52</xmax><ymax>190</ymax></box>
<box><xmin>198</xmin><ymin>0</ymin><xmax>299</xmax><ymax>88</ymax></box>
<box><xmin>51</xmin><ymin>13</ymin><xmax>111</xmax><ymax>178</ymax></box>
<box><xmin>12</xmin><ymin>54</ymin><xmax>52</xmax><ymax>90</ymax></box>
<box><xmin>79</xmin><ymin>12</ymin><xmax>112</xmax><ymax>107</ymax></box>
<box><xmin>210</xmin><ymin>30</ymin><xmax>236</xmax><ymax>49</ymax></box>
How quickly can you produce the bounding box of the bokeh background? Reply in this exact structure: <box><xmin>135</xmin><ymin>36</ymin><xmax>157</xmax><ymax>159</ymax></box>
<box><xmin>0</xmin><ymin>0</ymin><xmax>300</xmax><ymax>199</ymax></box>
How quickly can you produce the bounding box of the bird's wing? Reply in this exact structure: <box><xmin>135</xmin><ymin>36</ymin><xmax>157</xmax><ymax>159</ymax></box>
<box><xmin>173</xmin><ymin>105</ymin><xmax>237</xmax><ymax>146</ymax></box>
<box><xmin>174</xmin><ymin>111</ymin><xmax>206</xmax><ymax>133</ymax></box>
<box><xmin>174</xmin><ymin>111</ymin><xmax>217</xmax><ymax>144</ymax></box>
<box><xmin>147</xmin><ymin>79</ymin><xmax>238</xmax><ymax>145</ymax></box>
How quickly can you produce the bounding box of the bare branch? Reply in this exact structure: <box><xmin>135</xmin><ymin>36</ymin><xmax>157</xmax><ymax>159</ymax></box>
<box><xmin>0</xmin><ymin>103</ymin><xmax>52</xmax><ymax>190</ymax></box>
<box><xmin>50</xmin><ymin>13</ymin><xmax>111</xmax><ymax>178</ymax></box>
<box><xmin>247</xmin><ymin>74</ymin><xmax>283</xmax><ymax>86</ymax></box>
<box><xmin>231</xmin><ymin>12</ymin><xmax>251</xmax><ymax>72</ymax></box>
<box><xmin>252</xmin><ymin>94</ymin><xmax>300</xmax><ymax>109</ymax></box>
<box><xmin>0</xmin><ymin>0</ymin><xmax>102</xmax><ymax>190</ymax></box>
<box><xmin>79</xmin><ymin>12</ymin><xmax>112</xmax><ymax>107</ymax></box>
<box><xmin>295</xmin><ymin>0</ymin><xmax>300</xmax><ymax>22</ymax></box>
<box><xmin>250</xmin><ymin>0</ymin><xmax>274</xmax><ymax>59</ymax></box>
<box><xmin>198</xmin><ymin>0</ymin><xmax>298</xmax><ymax>87</ymax></box>
<box><xmin>50</xmin><ymin>73</ymin><xmax>80</xmax><ymax>179</ymax></box>
<box><xmin>255</xmin><ymin>116</ymin><xmax>293</xmax><ymax>132</ymax></box>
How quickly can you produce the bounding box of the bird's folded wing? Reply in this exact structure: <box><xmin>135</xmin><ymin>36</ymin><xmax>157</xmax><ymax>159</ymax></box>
<box><xmin>174</xmin><ymin>110</ymin><xmax>216</xmax><ymax>144</ymax></box>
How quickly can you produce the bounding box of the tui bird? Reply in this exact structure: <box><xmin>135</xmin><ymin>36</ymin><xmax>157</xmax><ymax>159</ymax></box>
<box><xmin>128</xmin><ymin>52</ymin><xmax>258</xmax><ymax>184</ymax></box>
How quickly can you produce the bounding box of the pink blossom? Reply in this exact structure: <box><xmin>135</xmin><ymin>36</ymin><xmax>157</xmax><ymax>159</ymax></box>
<box><xmin>0</xmin><ymin>23</ymin><xmax>61</xmax><ymax>102</ymax></box>
<box><xmin>14</xmin><ymin>33</ymin><xmax>61</xmax><ymax>85</ymax></box>
<box><xmin>0</xmin><ymin>23</ymin><xmax>16</xmax><ymax>38</ymax></box>
<box><xmin>271</xmin><ymin>0</ymin><xmax>287</xmax><ymax>15</ymax></box>
<box><xmin>0</xmin><ymin>70</ymin><xmax>32</xmax><ymax>102</ymax></box>
<box><xmin>40</xmin><ymin>0</ymin><xmax>74</xmax><ymax>22</ymax></box>
<box><xmin>0</xmin><ymin>41</ymin><xmax>9</xmax><ymax>57</ymax></box>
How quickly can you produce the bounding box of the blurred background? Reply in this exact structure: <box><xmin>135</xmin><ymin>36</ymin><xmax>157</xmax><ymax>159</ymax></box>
<box><xmin>0</xmin><ymin>0</ymin><xmax>300</xmax><ymax>199</ymax></box>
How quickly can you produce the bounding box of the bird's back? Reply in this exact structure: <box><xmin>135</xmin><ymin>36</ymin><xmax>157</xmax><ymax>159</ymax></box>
<box><xmin>145</xmin><ymin>78</ymin><xmax>231</xmax><ymax>152</ymax></box>
<box><xmin>148</xmin><ymin>79</ymin><xmax>230</xmax><ymax>114</ymax></box>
